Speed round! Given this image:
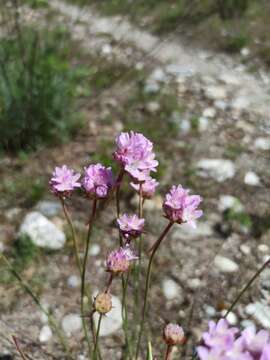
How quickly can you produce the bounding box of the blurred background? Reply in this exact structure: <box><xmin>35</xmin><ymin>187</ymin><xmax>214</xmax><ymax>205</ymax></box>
<box><xmin>0</xmin><ymin>0</ymin><xmax>270</xmax><ymax>358</ymax></box>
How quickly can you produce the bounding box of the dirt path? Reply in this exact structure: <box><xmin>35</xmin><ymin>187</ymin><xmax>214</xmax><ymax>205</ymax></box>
<box><xmin>51</xmin><ymin>0</ymin><xmax>270</xmax><ymax>116</ymax></box>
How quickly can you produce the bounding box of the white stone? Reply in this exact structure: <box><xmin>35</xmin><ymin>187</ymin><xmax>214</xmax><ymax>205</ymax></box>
<box><xmin>196</xmin><ymin>159</ymin><xmax>236</xmax><ymax>182</ymax></box>
<box><xmin>204</xmin><ymin>305</ymin><xmax>216</xmax><ymax>317</ymax></box>
<box><xmin>144</xmin><ymin>81</ymin><xmax>160</xmax><ymax>94</ymax></box>
<box><xmin>93</xmin><ymin>295</ymin><xmax>122</xmax><ymax>336</ymax></box>
<box><xmin>101</xmin><ymin>43</ymin><xmax>112</xmax><ymax>55</ymax></box>
<box><xmin>231</xmin><ymin>97</ymin><xmax>250</xmax><ymax>111</ymax></box>
<box><xmin>219</xmin><ymin>73</ymin><xmax>240</xmax><ymax>86</ymax></box>
<box><xmin>67</xmin><ymin>275</ymin><xmax>80</xmax><ymax>288</ymax></box>
<box><xmin>214</xmin><ymin>255</ymin><xmax>239</xmax><ymax>273</ymax></box>
<box><xmin>202</xmin><ymin>107</ymin><xmax>216</xmax><ymax>118</ymax></box>
<box><xmin>205</xmin><ymin>86</ymin><xmax>227</xmax><ymax>100</ymax></box>
<box><xmin>218</xmin><ymin>195</ymin><xmax>244</xmax><ymax>213</ymax></box>
<box><xmin>89</xmin><ymin>244</ymin><xmax>101</xmax><ymax>256</ymax></box>
<box><xmin>146</xmin><ymin>101</ymin><xmax>160</xmax><ymax>113</ymax></box>
<box><xmin>150</xmin><ymin>67</ymin><xmax>167</xmax><ymax>82</ymax></box>
<box><xmin>198</xmin><ymin>117</ymin><xmax>209</xmax><ymax>132</ymax></box>
<box><xmin>35</xmin><ymin>201</ymin><xmax>61</xmax><ymax>217</ymax></box>
<box><xmin>62</xmin><ymin>314</ymin><xmax>82</xmax><ymax>336</ymax></box>
<box><xmin>162</xmin><ymin>279</ymin><xmax>182</xmax><ymax>301</ymax></box>
<box><xmin>173</xmin><ymin>222</ymin><xmax>212</xmax><ymax>241</ymax></box>
<box><xmin>241</xmin><ymin>320</ymin><xmax>256</xmax><ymax>331</ymax></box>
<box><xmin>258</xmin><ymin>244</ymin><xmax>269</xmax><ymax>253</ymax></box>
<box><xmin>214</xmin><ymin>100</ymin><xmax>228</xmax><ymax>110</ymax></box>
<box><xmin>179</xmin><ymin>119</ymin><xmax>191</xmax><ymax>134</ymax></box>
<box><xmin>240</xmin><ymin>244</ymin><xmax>251</xmax><ymax>255</ymax></box>
<box><xmin>245</xmin><ymin>302</ymin><xmax>270</xmax><ymax>328</ymax></box>
<box><xmin>244</xmin><ymin>171</ymin><xmax>261</xmax><ymax>186</ymax></box>
<box><xmin>39</xmin><ymin>325</ymin><xmax>52</xmax><ymax>343</ymax></box>
<box><xmin>188</xmin><ymin>278</ymin><xmax>202</xmax><ymax>289</ymax></box>
<box><xmin>254</xmin><ymin>138</ymin><xmax>270</xmax><ymax>151</ymax></box>
<box><xmin>241</xmin><ymin>47</ymin><xmax>250</xmax><ymax>57</ymax></box>
<box><xmin>221</xmin><ymin>310</ymin><xmax>238</xmax><ymax>325</ymax></box>
<box><xmin>19</xmin><ymin>212</ymin><xmax>66</xmax><ymax>250</ymax></box>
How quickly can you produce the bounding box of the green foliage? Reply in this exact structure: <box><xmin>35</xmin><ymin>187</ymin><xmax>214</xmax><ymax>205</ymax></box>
<box><xmin>0</xmin><ymin>26</ymin><xmax>82</xmax><ymax>152</ymax></box>
<box><xmin>225</xmin><ymin>209</ymin><xmax>252</xmax><ymax>230</ymax></box>
<box><xmin>216</xmin><ymin>0</ymin><xmax>250</xmax><ymax>19</ymax></box>
<box><xmin>12</xmin><ymin>235</ymin><xmax>39</xmax><ymax>270</ymax></box>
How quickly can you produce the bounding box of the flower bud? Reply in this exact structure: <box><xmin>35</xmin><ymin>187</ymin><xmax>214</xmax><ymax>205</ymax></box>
<box><xmin>94</xmin><ymin>292</ymin><xmax>112</xmax><ymax>314</ymax></box>
<box><xmin>163</xmin><ymin>324</ymin><xmax>185</xmax><ymax>346</ymax></box>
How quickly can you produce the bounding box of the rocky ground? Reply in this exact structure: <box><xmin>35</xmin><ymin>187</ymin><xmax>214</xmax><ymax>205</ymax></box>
<box><xmin>1</xmin><ymin>1</ymin><xmax>270</xmax><ymax>359</ymax></box>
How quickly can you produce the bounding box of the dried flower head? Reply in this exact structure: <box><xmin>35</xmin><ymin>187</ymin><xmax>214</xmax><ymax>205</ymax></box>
<box><xmin>131</xmin><ymin>176</ymin><xmax>159</xmax><ymax>199</ymax></box>
<box><xmin>114</xmin><ymin>131</ymin><xmax>158</xmax><ymax>181</ymax></box>
<box><xmin>164</xmin><ymin>324</ymin><xmax>185</xmax><ymax>346</ymax></box>
<box><xmin>163</xmin><ymin>185</ymin><xmax>203</xmax><ymax>227</ymax></box>
<box><xmin>106</xmin><ymin>246</ymin><xmax>137</xmax><ymax>275</ymax></box>
<box><xmin>94</xmin><ymin>292</ymin><xmax>112</xmax><ymax>314</ymax></box>
<box><xmin>117</xmin><ymin>214</ymin><xmax>145</xmax><ymax>240</ymax></box>
<box><xmin>50</xmin><ymin>165</ymin><xmax>81</xmax><ymax>197</ymax></box>
<box><xmin>82</xmin><ymin>163</ymin><xmax>113</xmax><ymax>199</ymax></box>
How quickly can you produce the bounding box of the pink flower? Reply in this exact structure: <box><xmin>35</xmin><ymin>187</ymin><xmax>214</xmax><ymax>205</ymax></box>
<box><xmin>241</xmin><ymin>328</ymin><xmax>270</xmax><ymax>355</ymax></box>
<box><xmin>117</xmin><ymin>214</ymin><xmax>145</xmax><ymax>240</ymax></box>
<box><xmin>261</xmin><ymin>345</ymin><xmax>270</xmax><ymax>360</ymax></box>
<box><xmin>163</xmin><ymin>324</ymin><xmax>185</xmax><ymax>346</ymax></box>
<box><xmin>82</xmin><ymin>164</ymin><xmax>113</xmax><ymax>199</ymax></box>
<box><xmin>114</xmin><ymin>131</ymin><xmax>158</xmax><ymax>181</ymax></box>
<box><xmin>131</xmin><ymin>176</ymin><xmax>159</xmax><ymax>199</ymax></box>
<box><xmin>202</xmin><ymin>320</ymin><xmax>238</xmax><ymax>351</ymax></box>
<box><xmin>106</xmin><ymin>246</ymin><xmax>137</xmax><ymax>275</ymax></box>
<box><xmin>50</xmin><ymin>165</ymin><xmax>81</xmax><ymax>196</ymax></box>
<box><xmin>163</xmin><ymin>185</ymin><xmax>203</xmax><ymax>227</ymax></box>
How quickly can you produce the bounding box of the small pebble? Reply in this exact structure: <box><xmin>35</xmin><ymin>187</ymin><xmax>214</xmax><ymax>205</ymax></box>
<box><xmin>39</xmin><ymin>325</ymin><xmax>52</xmax><ymax>343</ymax></box>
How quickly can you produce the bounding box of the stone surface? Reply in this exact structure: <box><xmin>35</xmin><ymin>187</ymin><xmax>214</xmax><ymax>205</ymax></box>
<box><xmin>162</xmin><ymin>278</ymin><xmax>183</xmax><ymax>302</ymax></box>
<box><xmin>244</xmin><ymin>171</ymin><xmax>261</xmax><ymax>186</ymax></box>
<box><xmin>205</xmin><ymin>86</ymin><xmax>227</xmax><ymax>100</ymax></box>
<box><xmin>254</xmin><ymin>137</ymin><xmax>270</xmax><ymax>151</ymax></box>
<box><xmin>35</xmin><ymin>200</ymin><xmax>62</xmax><ymax>218</ymax></box>
<box><xmin>202</xmin><ymin>107</ymin><xmax>216</xmax><ymax>118</ymax></box>
<box><xmin>245</xmin><ymin>302</ymin><xmax>270</xmax><ymax>329</ymax></box>
<box><xmin>93</xmin><ymin>295</ymin><xmax>122</xmax><ymax>336</ymax></box>
<box><xmin>19</xmin><ymin>212</ymin><xmax>66</xmax><ymax>250</ymax></box>
<box><xmin>218</xmin><ymin>195</ymin><xmax>244</xmax><ymax>213</ymax></box>
<box><xmin>89</xmin><ymin>244</ymin><xmax>101</xmax><ymax>256</ymax></box>
<box><xmin>173</xmin><ymin>221</ymin><xmax>212</xmax><ymax>241</ymax></box>
<box><xmin>62</xmin><ymin>314</ymin><xmax>82</xmax><ymax>336</ymax></box>
<box><xmin>214</xmin><ymin>255</ymin><xmax>239</xmax><ymax>273</ymax></box>
<box><xmin>39</xmin><ymin>325</ymin><xmax>52</xmax><ymax>343</ymax></box>
<box><xmin>196</xmin><ymin>159</ymin><xmax>236</xmax><ymax>182</ymax></box>
<box><xmin>67</xmin><ymin>275</ymin><xmax>80</xmax><ymax>288</ymax></box>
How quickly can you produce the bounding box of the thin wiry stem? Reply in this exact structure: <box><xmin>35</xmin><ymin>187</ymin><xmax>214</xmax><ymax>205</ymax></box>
<box><xmin>115</xmin><ymin>169</ymin><xmax>125</xmax><ymax>246</ymax></box>
<box><xmin>224</xmin><ymin>258</ymin><xmax>270</xmax><ymax>318</ymax></box>
<box><xmin>81</xmin><ymin>198</ymin><xmax>97</xmax><ymax>357</ymax></box>
<box><xmin>12</xmin><ymin>336</ymin><xmax>28</xmax><ymax>360</ymax></box>
<box><xmin>93</xmin><ymin>314</ymin><xmax>102</xmax><ymax>360</ymax></box>
<box><xmin>61</xmin><ymin>198</ymin><xmax>82</xmax><ymax>275</ymax></box>
<box><xmin>0</xmin><ymin>254</ymin><xmax>71</xmax><ymax>358</ymax></box>
<box><xmin>135</xmin><ymin>222</ymin><xmax>174</xmax><ymax>359</ymax></box>
<box><xmin>164</xmin><ymin>345</ymin><xmax>173</xmax><ymax>360</ymax></box>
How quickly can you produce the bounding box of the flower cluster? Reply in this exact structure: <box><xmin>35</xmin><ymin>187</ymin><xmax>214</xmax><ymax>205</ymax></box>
<box><xmin>117</xmin><ymin>214</ymin><xmax>145</xmax><ymax>240</ymax></box>
<box><xmin>131</xmin><ymin>176</ymin><xmax>159</xmax><ymax>199</ymax></box>
<box><xmin>198</xmin><ymin>319</ymin><xmax>270</xmax><ymax>360</ymax></box>
<box><xmin>50</xmin><ymin>165</ymin><xmax>81</xmax><ymax>197</ymax></box>
<box><xmin>163</xmin><ymin>185</ymin><xmax>203</xmax><ymax>227</ymax></box>
<box><xmin>163</xmin><ymin>323</ymin><xmax>185</xmax><ymax>346</ymax></box>
<box><xmin>106</xmin><ymin>246</ymin><xmax>138</xmax><ymax>275</ymax></box>
<box><xmin>82</xmin><ymin>163</ymin><xmax>113</xmax><ymax>199</ymax></box>
<box><xmin>114</xmin><ymin>131</ymin><xmax>158</xmax><ymax>183</ymax></box>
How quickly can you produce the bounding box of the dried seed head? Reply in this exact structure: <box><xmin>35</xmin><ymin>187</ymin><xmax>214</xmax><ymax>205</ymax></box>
<box><xmin>94</xmin><ymin>292</ymin><xmax>112</xmax><ymax>314</ymax></box>
<box><xmin>163</xmin><ymin>323</ymin><xmax>185</xmax><ymax>346</ymax></box>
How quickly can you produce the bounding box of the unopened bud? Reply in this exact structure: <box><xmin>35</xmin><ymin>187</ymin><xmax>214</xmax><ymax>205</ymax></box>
<box><xmin>163</xmin><ymin>324</ymin><xmax>185</xmax><ymax>346</ymax></box>
<box><xmin>94</xmin><ymin>292</ymin><xmax>112</xmax><ymax>314</ymax></box>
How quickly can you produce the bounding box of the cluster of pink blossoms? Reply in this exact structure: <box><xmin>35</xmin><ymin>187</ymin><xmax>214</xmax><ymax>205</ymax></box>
<box><xmin>106</xmin><ymin>246</ymin><xmax>138</xmax><ymax>275</ymax></box>
<box><xmin>117</xmin><ymin>214</ymin><xmax>145</xmax><ymax>240</ymax></box>
<box><xmin>82</xmin><ymin>163</ymin><xmax>114</xmax><ymax>199</ymax></box>
<box><xmin>114</xmin><ymin>131</ymin><xmax>158</xmax><ymax>184</ymax></box>
<box><xmin>198</xmin><ymin>319</ymin><xmax>270</xmax><ymax>360</ymax></box>
<box><xmin>50</xmin><ymin>165</ymin><xmax>81</xmax><ymax>197</ymax></box>
<box><xmin>163</xmin><ymin>185</ymin><xmax>203</xmax><ymax>227</ymax></box>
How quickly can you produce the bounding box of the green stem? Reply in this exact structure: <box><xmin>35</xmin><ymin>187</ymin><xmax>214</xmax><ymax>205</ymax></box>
<box><xmin>164</xmin><ymin>345</ymin><xmax>173</xmax><ymax>360</ymax></box>
<box><xmin>61</xmin><ymin>199</ymin><xmax>82</xmax><ymax>275</ymax></box>
<box><xmin>135</xmin><ymin>222</ymin><xmax>174</xmax><ymax>359</ymax></box>
<box><xmin>116</xmin><ymin>170</ymin><xmax>125</xmax><ymax>246</ymax></box>
<box><xmin>224</xmin><ymin>258</ymin><xmax>270</xmax><ymax>318</ymax></box>
<box><xmin>81</xmin><ymin>198</ymin><xmax>97</xmax><ymax>357</ymax></box>
<box><xmin>0</xmin><ymin>254</ymin><xmax>71</xmax><ymax>358</ymax></box>
<box><xmin>93</xmin><ymin>314</ymin><xmax>102</xmax><ymax>360</ymax></box>
<box><xmin>122</xmin><ymin>271</ymin><xmax>132</xmax><ymax>359</ymax></box>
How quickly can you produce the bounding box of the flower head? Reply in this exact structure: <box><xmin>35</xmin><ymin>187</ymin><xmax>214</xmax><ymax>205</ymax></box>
<box><xmin>131</xmin><ymin>176</ymin><xmax>159</xmax><ymax>199</ymax></box>
<box><xmin>241</xmin><ymin>328</ymin><xmax>269</xmax><ymax>355</ymax></box>
<box><xmin>94</xmin><ymin>292</ymin><xmax>112</xmax><ymax>314</ymax></box>
<box><xmin>114</xmin><ymin>131</ymin><xmax>158</xmax><ymax>181</ymax></box>
<box><xmin>202</xmin><ymin>319</ymin><xmax>238</xmax><ymax>350</ymax></box>
<box><xmin>117</xmin><ymin>214</ymin><xmax>145</xmax><ymax>240</ymax></box>
<box><xmin>163</xmin><ymin>185</ymin><xmax>203</xmax><ymax>227</ymax></box>
<box><xmin>50</xmin><ymin>165</ymin><xmax>81</xmax><ymax>197</ymax></box>
<box><xmin>82</xmin><ymin>163</ymin><xmax>113</xmax><ymax>199</ymax></box>
<box><xmin>106</xmin><ymin>246</ymin><xmax>137</xmax><ymax>275</ymax></box>
<box><xmin>163</xmin><ymin>324</ymin><xmax>185</xmax><ymax>346</ymax></box>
